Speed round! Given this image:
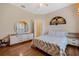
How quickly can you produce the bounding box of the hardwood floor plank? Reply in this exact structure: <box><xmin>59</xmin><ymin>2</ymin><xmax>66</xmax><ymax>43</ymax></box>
<box><xmin>66</xmin><ymin>45</ymin><xmax>79</xmax><ymax>56</ymax></box>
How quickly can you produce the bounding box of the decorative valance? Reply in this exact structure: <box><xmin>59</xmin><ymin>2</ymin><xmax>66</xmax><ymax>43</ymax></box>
<box><xmin>50</xmin><ymin>16</ymin><xmax>66</xmax><ymax>25</ymax></box>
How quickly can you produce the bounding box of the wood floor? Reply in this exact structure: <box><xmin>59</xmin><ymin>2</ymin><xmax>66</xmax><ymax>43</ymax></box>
<box><xmin>0</xmin><ymin>41</ymin><xmax>49</xmax><ymax>56</ymax></box>
<box><xmin>66</xmin><ymin>45</ymin><xmax>79</xmax><ymax>56</ymax></box>
<box><xmin>0</xmin><ymin>41</ymin><xmax>79</xmax><ymax>56</ymax></box>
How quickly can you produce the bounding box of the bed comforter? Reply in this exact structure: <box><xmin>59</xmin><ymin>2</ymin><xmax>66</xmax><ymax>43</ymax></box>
<box><xmin>32</xmin><ymin>35</ymin><xmax>68</xmax><ymax>56</ymax></box>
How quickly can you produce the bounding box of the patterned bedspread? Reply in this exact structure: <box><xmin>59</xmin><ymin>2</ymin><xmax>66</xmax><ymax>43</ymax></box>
<box><xmin>33</xmin><ymin>39</ymin><xmax>60</xmax><ymax>56</ymax></box>
<box><xmin>32</xmin><ymin>35</ymin><xmax>68</xmax><ymax>56</ymax></box>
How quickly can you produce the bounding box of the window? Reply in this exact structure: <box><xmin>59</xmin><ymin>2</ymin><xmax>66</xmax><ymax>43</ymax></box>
<box><xmin>50</xmin><ymin>16</ymin><xmax>66</xmax><ymax>25</ymax></box>
<box><xmin>16</xmin><ymin>20</ymin><xmax>28</xmax><ymax>34</ymax></box>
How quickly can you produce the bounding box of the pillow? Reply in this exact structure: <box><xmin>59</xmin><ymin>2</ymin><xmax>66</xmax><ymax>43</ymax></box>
<box><xmin>48</xmin><ymin>30</ymin><xmax>67</xmax><ymax>37</ymax></box>
<box><xmin>48</xmin><ymin>26</ymin><xmax>68</xmax><ymax>37</ymax></box>
<box><xmin>55</xmin><ymin>31</ymin><xmax>67</xmax><ymax>37</ymax></box>
<box><xmin>48</xmin><ymin>29</ymin><xmax>56</xmax><ymax>36</ymax></box>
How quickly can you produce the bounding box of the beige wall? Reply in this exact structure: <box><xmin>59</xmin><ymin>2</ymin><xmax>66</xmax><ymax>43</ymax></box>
<box><xmin>0</xmin><ymin>3</ymin><xmax>40</xmax><ymax>34</ymax></box>
<box><xmin>0</xmin><ymin>3</ymin><xmax>79</xmax><ymax>35</ymax></box>
<box><xmin>45</xmin><ymin>4</ymin><xmax>79</xmax><ymax>33</ymax></box>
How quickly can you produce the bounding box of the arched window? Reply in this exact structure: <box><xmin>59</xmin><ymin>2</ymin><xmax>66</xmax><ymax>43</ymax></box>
<box><xmin>15</xmin><ymin>20</ymin><xmax>28</xmax><ymax>34</ymax></box>
<box><xmin>50</xmin><ymin>16</ymin><xmax>66</xmax><ymax>25</ymax></box>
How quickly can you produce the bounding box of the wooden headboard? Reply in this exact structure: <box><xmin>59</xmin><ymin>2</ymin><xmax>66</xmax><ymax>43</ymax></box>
<box><xmin>67</xmin><ymin>33</ymin><xmax>79</xmax><ymax>39</ymax></box>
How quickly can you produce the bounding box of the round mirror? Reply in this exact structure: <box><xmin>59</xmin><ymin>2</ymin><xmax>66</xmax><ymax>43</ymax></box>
<box><xmin>15</xmin><ymin>20</ymin><xmax>29</xmax><ymax>34</ymax></box>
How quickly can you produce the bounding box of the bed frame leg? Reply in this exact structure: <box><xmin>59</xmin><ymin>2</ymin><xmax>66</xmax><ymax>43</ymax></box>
<box><xmin>31</xmin><ymin>44</ymin><xmax>36</xmax><ymax>48</ymax></box>
<box><xmin>31</xmin><ymin>41</ymin><xmax>36</xmax><ymax>48</ymax></box>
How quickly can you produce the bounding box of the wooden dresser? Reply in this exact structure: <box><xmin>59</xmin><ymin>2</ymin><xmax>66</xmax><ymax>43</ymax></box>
<box><xmin>0</xmin><ymin>32</ymin><xmax>34</xmax><ymax>46</ymax></box>
<box><xmin>10</xmin><ymin>33</ymin><xmax>33</xmax><ymax>45</ymax></box>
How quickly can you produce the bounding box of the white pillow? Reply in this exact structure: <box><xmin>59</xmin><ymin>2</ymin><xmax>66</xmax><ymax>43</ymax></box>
<box><xmin>55</xmin><ymin>31</ymin><xmax>67</xmax><ymax>37</ymax></box>
<box><xmin>48</xmin><ymin>30</ymin><xmax>55</xmax><ymax>36</ymax></box>
<box><xmin>48</xmin><ymin>26</ymin><xmax>67</xmax><ymax>37</ymax></box>
<box><xmin>48</xmin><ymin>31</ymin><xmax>67</xmax><ymax>37</ymax></box>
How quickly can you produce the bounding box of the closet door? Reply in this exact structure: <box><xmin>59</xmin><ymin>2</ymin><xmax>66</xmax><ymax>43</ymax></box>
<box><xmin>34</xmin><ymin>19</ymin><xmax>42</xmax><ymax>37</ymax></box>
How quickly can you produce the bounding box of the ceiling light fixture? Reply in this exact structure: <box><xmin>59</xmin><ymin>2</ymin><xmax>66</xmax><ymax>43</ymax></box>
<box><xmin>21</xmin><ymin>5</ymin><xmax>26</xmax><ymax>8</ymax></box>
<box><xmin>39</xmin><ymin>3</ymin><xmax>48</xmax><ymax>8</ymax></box>
<box><xmin>33</xmin><ymin>3</ymin><xmax>48</xmax><ymax>8</ymax></box>
<box><xmin>20</xmin><ymin>3</ymin><xmax>48</xmax><ymax>9</ymax></box>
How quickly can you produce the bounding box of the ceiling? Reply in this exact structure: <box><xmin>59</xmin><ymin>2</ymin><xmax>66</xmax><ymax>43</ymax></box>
<box><xmin>11</xmin><ymin>3</ymin><xmax>73</xmax><ymax>15</ymax></box>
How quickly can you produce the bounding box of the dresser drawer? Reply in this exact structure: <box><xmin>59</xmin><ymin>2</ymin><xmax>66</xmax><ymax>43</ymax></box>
<box><xmin>10</xmin><ymin>33</ymin><xmax>33</xmax><ymax>45</ymax></box>
<box><xmin>68</xmin><ymin>41</ymin><xmax>78</xmax><ymax>46</ymax></box>
<box><xmin>68</xmin><ymin>38</ymin><xmax>79</xmax><ymax>46</ymax></box>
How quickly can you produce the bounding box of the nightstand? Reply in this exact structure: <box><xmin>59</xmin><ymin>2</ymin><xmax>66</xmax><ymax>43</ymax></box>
<box><xmin>68</xmin><ymin>38</ymin><xmax>79</xmax><ymax>46</ymax></box>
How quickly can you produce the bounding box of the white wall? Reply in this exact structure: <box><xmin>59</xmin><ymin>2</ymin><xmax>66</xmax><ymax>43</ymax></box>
<box><xmin>0</xmin><ymin>3</ymin><xmax>40</xmax><ymax>34</ymax></box>
<box><xmin>0</xmin><ymin>3</ymin><xmax>79</xmax><ymax>35</ymax></box>
<box><xmin>44</xmin><ymin>4</ymin><xmax>79</xmax><ymax>33</ymax></box>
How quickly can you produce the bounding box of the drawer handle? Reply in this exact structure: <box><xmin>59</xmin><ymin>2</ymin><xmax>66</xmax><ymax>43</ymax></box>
<box><xmin>72</xmin><ymin>42</ymin><xmax>76</xmax><ymax>44</ymax></box>
<box><xmin>72</xmin><ymin>40</ymin><xmax>75</xmax><ymax>41</ymax></box>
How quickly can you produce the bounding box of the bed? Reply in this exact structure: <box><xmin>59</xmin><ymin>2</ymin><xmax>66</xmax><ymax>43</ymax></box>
<box><xmin>32</xmin><ymin>26</ymin><xmax>68</xmax><ymax>56</ymax></box>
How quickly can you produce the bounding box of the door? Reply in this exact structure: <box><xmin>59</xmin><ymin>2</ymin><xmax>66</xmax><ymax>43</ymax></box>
<box><xmin>34</xmin><ymin>19</ymin><xmax>42</xmax><ymax>37</ymax></box>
